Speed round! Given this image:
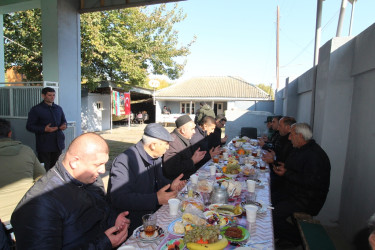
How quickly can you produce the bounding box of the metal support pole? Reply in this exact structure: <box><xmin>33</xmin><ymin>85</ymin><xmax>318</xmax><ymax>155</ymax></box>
<box><xmin>311</xmin><ymin>0</ymin><xmax>324</xmax><ymax>130</ymax></box>
<box><xmin>336</xmin><ymin>0</ymin><xmax>347</xmax><ymax>37</ymax></box>
<box><xmin>276</xmin><ymin>6</ymin><xmax>280</xmax><ymax>90</ymax></box>
<box><xmin>314</xmin><ymin>0</ymin><xmax>323</xmax><ymax>67</ymax></box>
<box><xmin>110</xmin><ymin>87</ymin><xmax>113</xmax><ymax>131</ymax></box>
<box><xmin>0</xmin><ymin>15</ymin><xmax>5</xmax><ymax>82</ymax></box>
<box><xmin>349</xmin><ymin>0</ymin><xmax>356</xmax><ymax>36</ymax></box>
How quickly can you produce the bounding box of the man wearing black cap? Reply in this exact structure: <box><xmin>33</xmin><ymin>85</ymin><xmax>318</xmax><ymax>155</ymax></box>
<box><xmin>108</xmin><ymin>123</ymin><xmax>186</xmax><ymax>235</ymax></box>
<box><xmin>163</xmin><ymin>115</ymin><xmax>206</xmax><ymax>181</ymax></box>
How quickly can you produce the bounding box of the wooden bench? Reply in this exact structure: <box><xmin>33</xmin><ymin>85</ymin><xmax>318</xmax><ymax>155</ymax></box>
<box><xmin>293</xmin><ymin>212</ymin><xmax>336</xmax><ymax>250</ymax></box>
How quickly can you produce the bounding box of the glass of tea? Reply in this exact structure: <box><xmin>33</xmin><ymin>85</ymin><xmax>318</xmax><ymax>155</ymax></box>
<box><xmin>213</xmin><ymin>156</ymin><xmax>219</xmax><ymax>163</ymax></box>
<box><xmin>142</xmin><ymin>214</ymin><xmax>157</xmax><ymax>237</ymax></box>
<box><xmin>259</xmin><ymin>161</ymin><xmax>266</xmax><ymax>171</ymax></box>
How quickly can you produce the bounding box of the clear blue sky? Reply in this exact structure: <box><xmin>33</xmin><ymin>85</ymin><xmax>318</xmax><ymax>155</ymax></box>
<box><xmin>161</xmin><ymin>0</ymin><xmax>374</xmax><ymax>89</ymax></box>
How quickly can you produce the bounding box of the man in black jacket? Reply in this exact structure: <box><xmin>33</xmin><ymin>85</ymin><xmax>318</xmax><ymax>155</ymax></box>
<box><xmin>11</xmin><ymin>133</ymin><xmax>130</xmax><ymax>249</ymax></box>
<box><xmin>272</xmin><ymin>123</ymin><xmax>331</xmax><ymax>246</ymax></box>
<box><xmin>163</xmin><ymin>115</ymin><xmax>206</xmax><ymax>180</ymax></box>
<box><xmin>262</xmin><ymin>116</ymin><xmax>296</xmax><ymax>197</ymax></box>
<box><xmin>190</xmin><ymin>116</ymin><xmax>220</xmax><ymax>168</ymax></box>
<box><xmin>108</xmin><ymin>123</ymin><xmax>186</xmax><ymax>235</ymax></box>
<box><xmin>259</xmin><ymin>115</ymin><xmax>282</xmax><ymax>151</ymax></box>
<box><xmin>208</xmin><ymin>114</ymin><xmax>228</xmax><ymax>149</ymax></box>
<box><xmin>26</xmin><ymin>87</ymin><xmax>67</xmax><ymax>171</ymax></box>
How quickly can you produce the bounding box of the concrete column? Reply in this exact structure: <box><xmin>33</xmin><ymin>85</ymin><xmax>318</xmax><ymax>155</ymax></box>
<box><xmin>0</xmin><ymin>15</ymin><xmax>5</xmax><ymax>82</ymax></box>
<box><xmin>41</xmin><ymin>0</ymin><xmax>81</xmax><ymax>135</ymax></box>
<box><xmin>313</xmin><ymin>37</ymin><xmax>354</xmax><ymax>226</ymax></box>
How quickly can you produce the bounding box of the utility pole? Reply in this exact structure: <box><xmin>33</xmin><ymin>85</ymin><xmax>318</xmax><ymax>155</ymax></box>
<box><xmin>311</xmin><ymin>0</ymin><xmax>324</xmax><ymax>130</ymax></box>
<box><xmin>276</xmin><ymin>5</ymin><xmax>280</xmax><ymax>90</ymax></box>
<box><xmin>336</xmin><ymin>0</ymin><xmax>347</xmax><ymax>37</ymax></box>
<box><xmin>348</xmin><ymin>0</ymin><xmax>357</xmax><ymax>36</ymax></box>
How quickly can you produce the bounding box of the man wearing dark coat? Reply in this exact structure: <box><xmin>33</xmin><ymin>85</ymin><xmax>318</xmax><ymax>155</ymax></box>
<box><xmin>208</xmin><ymin>114</ymin><xmax>228</xmax><ymax>149</ymax></box>
<box><xmin>272</xmin><ymin>123</ymin><xmax>331</xmax><ymax>247</ymax></box>
<box><xmin>163</xmin><ymin>115</ymin><xmax>206</xmax><ymax>180</ymax></box>
<box><xmin>262</xmin><ymin>116</ymin><xmax>296</xmax><ymax>197</ymax></box>
<box><xmin>190</xmin><ymin>116</ymin><xmax>220</xmax><ymax>168</ymax></box>
<box><xmin>259</xmin><ymin>116</ymin><xmax>282</xmax><ymax>151</ymax></box>
<box><xmin>108</xmin><ymin>123</ymin><xmax>186</xmax><ymax>235</ymax></box>
<box><xmin>11</xmin><ymin>133</ymin><xmax>130</xmax><ymax>249</ymax></box>
<box><xmin>26</xmin><ymin>87</ymin><xmax>67</xmax><ymax>171</ymax></box>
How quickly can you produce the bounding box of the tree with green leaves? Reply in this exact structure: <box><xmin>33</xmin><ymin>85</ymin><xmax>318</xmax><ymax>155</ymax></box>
<box><xmin>256</xmin><ymin>83</ymin><xmax>274</xmax><ymax>100</ymax></box>
<box><xmin>81</xmin><ymin>4</ymin><xmax>195</xmax><ymax>89</ymax></box>
<box><xmin>3</xmin><ymin>4</ymin><xmax>195</xmax><ymax>88</ymax></box>
<box><xmin>3</xmin><ymin>9</ymin><xmax>42</xmax><ymax>81</ymax></box>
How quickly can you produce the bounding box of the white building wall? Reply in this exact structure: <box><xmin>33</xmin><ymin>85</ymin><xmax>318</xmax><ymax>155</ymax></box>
<box><xmin>225</xmin><ymin>110</ymin><xmax>273</xmax><ymax>142</ymax></box>
<box><xmin>81</xmin><ymin>93</ymin><xmax>110</xmax><ymax>132</ymax></box>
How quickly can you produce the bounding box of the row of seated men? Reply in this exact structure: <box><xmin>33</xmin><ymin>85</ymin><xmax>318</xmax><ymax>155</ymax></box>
<box><xmin>0</xmin><ymin>114</ymin><xmax>226</xmax><ymax>249</ymax></box>
<box><xmin>260</xmin><ymin>115</ymin><xmax>331</xmax><ymax>248</ymax></box>
<box><xmin>2</xmin><ymin>115</ymin><xmax>374</xmax><ymax>249</ymax></box>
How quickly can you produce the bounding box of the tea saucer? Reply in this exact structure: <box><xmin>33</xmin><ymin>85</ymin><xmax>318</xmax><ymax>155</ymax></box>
<box><xmin>132</xmin><ymin>225</ymin><xmax>165</xmax><ymax>242</ymax></box>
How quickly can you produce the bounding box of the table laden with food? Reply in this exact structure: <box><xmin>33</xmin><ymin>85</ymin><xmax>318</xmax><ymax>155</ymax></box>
<box><xmin>121</xmin><ymin>136</ymin><xmax>274</xmax><ymax>250</ymax></box>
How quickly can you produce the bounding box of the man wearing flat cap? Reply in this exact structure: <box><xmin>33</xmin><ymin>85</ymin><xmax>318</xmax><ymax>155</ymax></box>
<box><xmin>163</xmin><ymin>115</ymin><xmax>206</xmax><ymax>181</ymax></box>
<box><xmin>108</xmin><ymin>123</ymin><xmax>186</xmax><ymax>234</ymax></box>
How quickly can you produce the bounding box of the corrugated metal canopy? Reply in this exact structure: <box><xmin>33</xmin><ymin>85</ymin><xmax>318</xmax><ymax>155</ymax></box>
<box><xmin>80</xmin><ymin>0</ymin><xmax>185</xmax><ymax>13</ymax></box>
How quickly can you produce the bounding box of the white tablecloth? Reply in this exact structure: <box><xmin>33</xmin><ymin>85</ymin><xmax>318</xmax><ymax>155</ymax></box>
<box><xmin>122</xmin><ymin>158</ymin><xmax>274</xmax><ymax>249</ymax></box>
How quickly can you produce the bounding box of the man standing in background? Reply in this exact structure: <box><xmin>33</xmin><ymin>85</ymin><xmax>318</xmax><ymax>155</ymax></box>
<box><xmin>26</xmin><ymin>87</ymin><xmax>67</xmax><ymax>171</ymax></box>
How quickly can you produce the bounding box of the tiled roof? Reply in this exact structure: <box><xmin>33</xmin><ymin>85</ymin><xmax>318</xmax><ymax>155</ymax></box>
<box><xmin>155</xmin><ymin>76</ymin><xmax>270</xmax><ymax>99</ymax></box>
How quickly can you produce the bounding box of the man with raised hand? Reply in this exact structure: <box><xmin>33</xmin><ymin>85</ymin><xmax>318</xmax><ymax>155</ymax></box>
<box><xmin>108</xmin><ymin>123</ymin><xmax>186</xmax><ymax>235</ymax></box>
<box><xmin>190</xmin><ymin>115</ymin><xmax>221</xmax><ymax>168</ymax></box>
<box><xmin>163</xmin><ymin>115</ymin><xmax>206</xmax><ymax>180</ymax></box>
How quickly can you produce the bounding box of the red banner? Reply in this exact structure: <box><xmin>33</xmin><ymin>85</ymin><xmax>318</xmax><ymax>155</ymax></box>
<box><xmin>124</xmin><ymin>92</ymin><xmax>131</xmax><ymax>115</ymax></box>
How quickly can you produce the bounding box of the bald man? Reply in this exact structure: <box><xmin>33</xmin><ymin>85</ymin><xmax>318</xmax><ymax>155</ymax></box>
<box><xmin>11</xmin><ymin>133</ymin><xmax>130</xmax><ymax>249</ymax></box>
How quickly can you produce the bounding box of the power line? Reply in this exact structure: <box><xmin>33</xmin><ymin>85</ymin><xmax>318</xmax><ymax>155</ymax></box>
<box><xmin>280</xmin><ymin>9</ymin><xmax>340</xmax><ymax>68</ymax></box>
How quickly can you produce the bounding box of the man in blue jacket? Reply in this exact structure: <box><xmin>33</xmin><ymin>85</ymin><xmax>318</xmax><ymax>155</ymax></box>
<box><xmin>11</xmin><ymin>133</ymin><xmax>130</xmax><ymax>249</ymax></box>
<box><xmin>108</xmin><ymin>123</ymin><xmax>186</xmax><ymax>235</ymax></box>
<box><xmin>26</xmin><ymin>87</ymin><xmax>67</xmax><ymax>171</ymax></box>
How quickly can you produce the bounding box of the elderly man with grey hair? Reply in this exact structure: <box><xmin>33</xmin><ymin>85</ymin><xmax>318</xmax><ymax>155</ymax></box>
<box><xmin>272</xmin><ymin>123</ymin><xmax>331</xmax><ymax>247</ymax></box>
<box><xmin>108</xmin><ymin>123</ymin><xmax>186</xmax><ymax>235</ymax></box>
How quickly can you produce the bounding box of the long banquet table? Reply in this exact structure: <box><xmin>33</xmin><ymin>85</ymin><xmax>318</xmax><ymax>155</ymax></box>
<box><xmin>122</xmin><ymin>146</ymin><xmax>275</xmax><ymax>250</ymax></box>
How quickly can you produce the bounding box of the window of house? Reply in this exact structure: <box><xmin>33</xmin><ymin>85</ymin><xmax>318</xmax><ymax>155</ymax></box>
<box><xmin>180</xmin><ymin>102</ymin><xmax>194</xmax><ymax>114</ymax></box>
<box><xmin>96</xmin><ymin>101</ymin><xmax>103</xmax><ymax>110</ymax></box>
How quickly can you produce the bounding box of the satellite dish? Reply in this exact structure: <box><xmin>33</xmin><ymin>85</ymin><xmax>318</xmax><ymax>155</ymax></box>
<box><xmin>148</xmin><ymin>80</ymin><xmax>160</xmax><ymax>88</ymax></box>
